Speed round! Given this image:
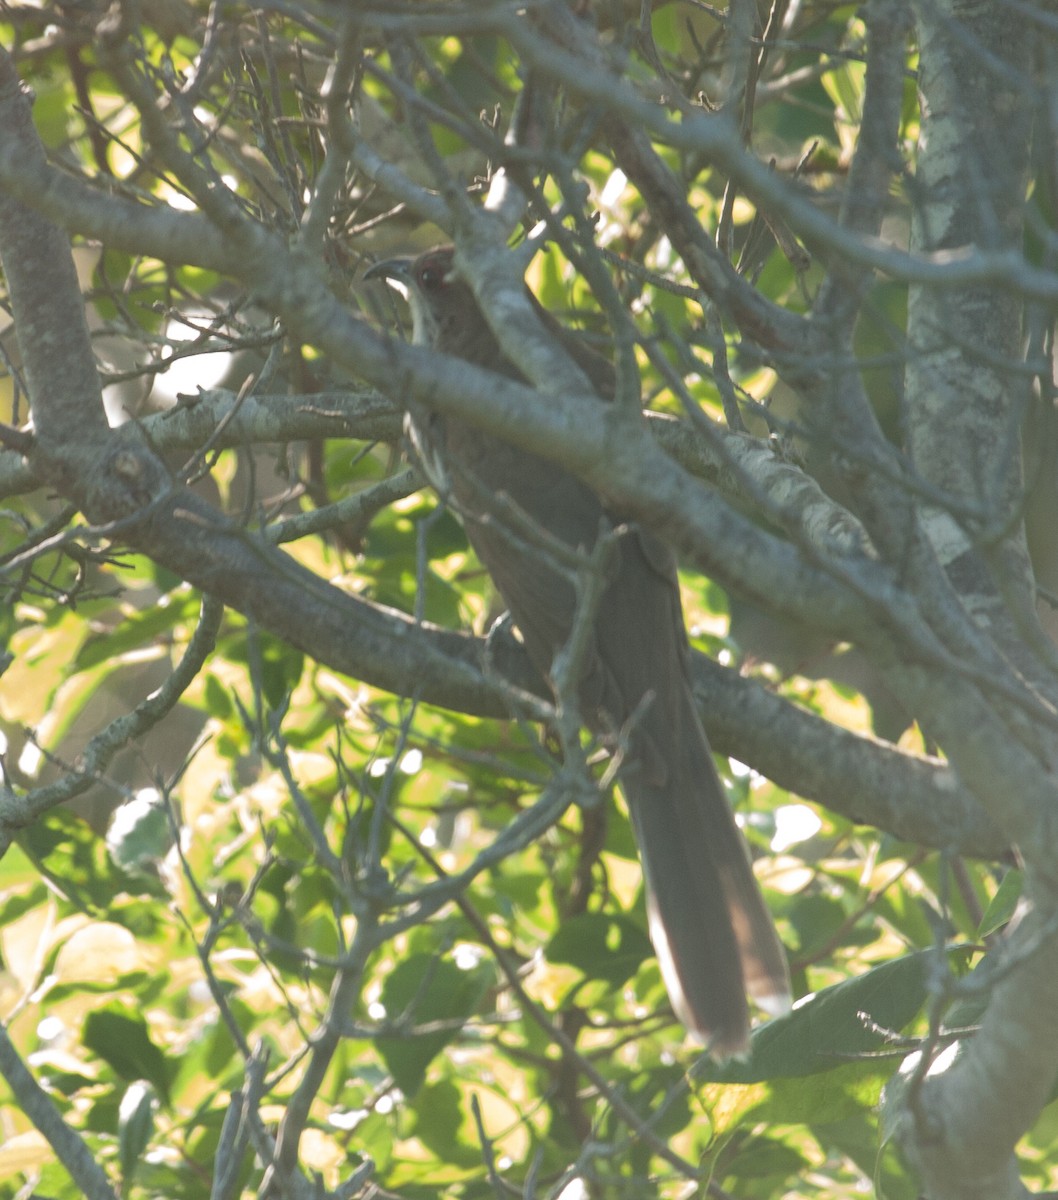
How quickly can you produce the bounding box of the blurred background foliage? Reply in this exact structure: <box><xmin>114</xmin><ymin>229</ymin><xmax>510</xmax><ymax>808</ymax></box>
<box><xmin>0</xmin><ymin>2</ymin><xmax>1045</xmax><ymax>1198</ymax></box>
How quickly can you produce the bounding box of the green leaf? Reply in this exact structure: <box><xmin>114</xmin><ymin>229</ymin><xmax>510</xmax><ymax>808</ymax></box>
<box><xmin>716</xmin><ymin>1133</ymin><xmax>811</xmax><ymax>1190</ymax></box>
<box><xmin>409</xmin><ymin>1080</ymin><xmax>477</xmax><ymax>1164</ymax></box>
<box><xmin>223</xmin><ymin>630</ymin><xmax>304</xmax><ymax>709</ymax></box>
<box><xmin>118</xmin><ymin>1081</ymin><xmax>157</xmax><ymax>1193</ymax></box>
<box><xmin>979</xmin><ymin>869</ymin><xmax>1022</xmax><ymax>937</ymax></box>
<box><xmin>20</xmin><ymin>809</ymin><xmax>129</xmax><ymax>911</ymax></box>
<box><xmin>703</xmin><ymin>950</ymin><xmax>934</xmax><ymax>1084</ymax></box>
<box><xmin>821</xmin><ymin>56</ymin><xmax>866</xmax><ymax>125</ymax></box>
<box><xmin>203</xmin><ymin>672</ymin><xmax>234</xmax><ymax>718</ymax></box>
<box><xmin>545</xmin><ymin>912</ymin><xmax>652</xmax><ymax>987</ymax></box>
<box><xmin>375</xmin><ymin>953</ymin><xmax>492</xmax><ymax>1096</ymax></box>
<box><xmin>599</xmin><ymin>1062</ymin><xmax>690</xmax><ymax>1164</ymax></box>
<box><xmin>82</xmin><ymin>1004</ymin><xmax>172</xmax><ymax>1106</ymax></box>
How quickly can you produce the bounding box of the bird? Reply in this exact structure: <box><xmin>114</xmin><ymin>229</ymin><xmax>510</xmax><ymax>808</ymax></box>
<box><xmin>366</xmin><ymin>245</ymin><xmax>790</xmax><ymax>1056</ymax></box>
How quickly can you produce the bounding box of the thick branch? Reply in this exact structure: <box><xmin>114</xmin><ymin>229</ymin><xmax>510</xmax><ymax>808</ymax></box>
<box><xmin>897</xmin><ymin>906</ymin><xmax>1058</xmax><ymax>1200</ymax></box>
<box><xmin>0</xmin><ymin>68</ymin><xmax>109</xmax><ymax>457</ymax></box>
<box><xmin>0</xmin><ymin>1022</ymin><xmax>118</xmax><ymax>1200</ymax></box>
<box><xmin>906</xmin><ymin>0</ymin><xmax>1042</xmax><ymax>684</ymax></box>
<box><xmin>691</xmin><ymin>655</ymin><xmax>1007</xmax><ymax>859</ymax></box>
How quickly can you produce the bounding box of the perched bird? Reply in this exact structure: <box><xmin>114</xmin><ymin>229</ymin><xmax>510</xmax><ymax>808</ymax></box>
<box><xmin>367</xmin><ymin>246</ymin><xmax>790</xmax><ymax>1056</ymax></box>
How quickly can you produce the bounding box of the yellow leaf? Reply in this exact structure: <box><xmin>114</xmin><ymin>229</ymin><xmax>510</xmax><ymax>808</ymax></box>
<box><xmin>53</xmin><ymin>922</ymin><xmax>155</xmax><ymax>985</ymax></box>
<box><xmin>0</xmin><ymin>1130</ymin><xmax>52</xmax><ymax>1180</ymax></box>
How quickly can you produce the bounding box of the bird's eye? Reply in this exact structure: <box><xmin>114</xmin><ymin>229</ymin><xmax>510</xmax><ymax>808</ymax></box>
<box><xmin>419</xmin><ymin>263</ymin><xmax>447</xmax><ymax>290</ymax></box>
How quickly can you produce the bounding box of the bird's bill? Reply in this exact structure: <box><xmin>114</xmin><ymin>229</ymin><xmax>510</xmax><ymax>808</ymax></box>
<box><xmin>363</xmin><ymin>256</ymin><xmax>414</xmax><ymax>299</ymax></box>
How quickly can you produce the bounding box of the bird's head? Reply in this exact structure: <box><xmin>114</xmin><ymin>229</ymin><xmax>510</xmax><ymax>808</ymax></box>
<box><xmin>365</xmin><ymin>246</ymin><xmax>469</xmax><ymax>348</ymax></box>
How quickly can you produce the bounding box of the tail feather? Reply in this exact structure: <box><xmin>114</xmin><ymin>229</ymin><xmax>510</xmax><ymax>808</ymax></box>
<box><xmin>622</xmin><ymin>683</ymin><xmax>790</xmax><ymax>1057</ymax></box>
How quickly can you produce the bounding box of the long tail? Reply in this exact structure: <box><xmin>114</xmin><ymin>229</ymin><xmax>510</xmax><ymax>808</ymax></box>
<box><xmin>622</xmin><ymin>683</ymin><xmax>790</xmax><ymax>1058</ymax></box>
